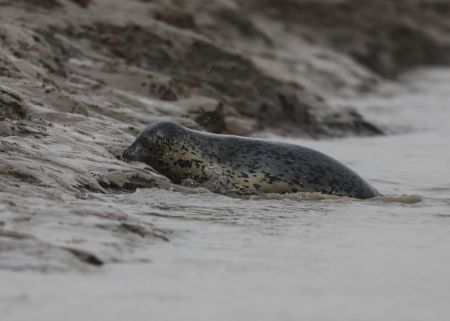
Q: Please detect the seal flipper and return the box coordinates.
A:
[200,165,237,195]
[201,176,237,195]
[180,176,237,196]
[180,178,201,188]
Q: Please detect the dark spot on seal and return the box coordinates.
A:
[174,159,192,168]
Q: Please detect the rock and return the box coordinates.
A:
[177,96,226,133]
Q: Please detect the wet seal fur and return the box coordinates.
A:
[123,121,379,199]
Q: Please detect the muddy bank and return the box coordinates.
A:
[1,0,450,271]
[242,0,450,78]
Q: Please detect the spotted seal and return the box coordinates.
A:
[122,121,379,199]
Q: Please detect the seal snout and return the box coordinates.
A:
[122,144,141,162]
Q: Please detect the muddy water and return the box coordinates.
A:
[2,69,450,321]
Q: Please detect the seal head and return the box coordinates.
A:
[122,122,197,184]
[123,121,183,164]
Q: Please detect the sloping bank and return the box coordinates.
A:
[0,0,449,270]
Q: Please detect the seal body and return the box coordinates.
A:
[123,121,379,199]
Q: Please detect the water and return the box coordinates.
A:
[2,68,450,321]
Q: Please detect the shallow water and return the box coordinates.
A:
[2,68,450,321]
